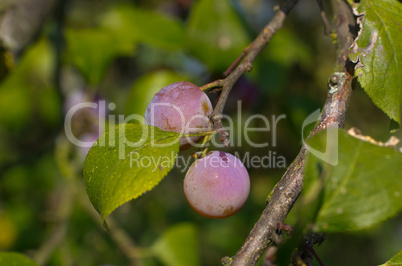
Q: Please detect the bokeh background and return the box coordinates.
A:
[0,0,401,265]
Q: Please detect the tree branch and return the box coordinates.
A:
[209,0,299,147]
[315,0,331,35]
[222,0,356,265]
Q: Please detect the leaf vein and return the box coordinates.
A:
[319,140,363,216]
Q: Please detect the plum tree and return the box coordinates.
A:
[183,151,250,219]
[144,81,213,149]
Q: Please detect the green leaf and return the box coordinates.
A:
[153,223,200,266]
[65,28,133,85]
[349,0,402,124]
[305,129,402,232]
[83,123,180,221]
[0,252,38,266]
[125,70,187,120]
[185,0,250,72]
[379,250,402,266]
[101,4,185,51]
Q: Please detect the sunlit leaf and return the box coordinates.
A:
[305,129,402,232]
[83,123,180,221]
[349,0,402,124]
[379,250,402,266]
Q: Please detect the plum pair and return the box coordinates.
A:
[145,81,250,218]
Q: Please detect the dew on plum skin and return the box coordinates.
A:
[144,81,213,149]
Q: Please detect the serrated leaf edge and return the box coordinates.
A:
[100,136,179,220]
[84,124,181,221]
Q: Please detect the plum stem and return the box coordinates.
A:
[223,49,247,77]
[315,0,332,35]
[193,134,214,159]
[208,0,298,147]
[200,79,225,92]
[309,247,325,266]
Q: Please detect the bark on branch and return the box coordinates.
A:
[221,0,356,265]
[0,0,59,54]
[0,0,60,79]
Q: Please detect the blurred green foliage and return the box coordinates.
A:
[0,252,38,266]
[185,0,250,71]
[0,38,60,132]
[152,223,200,266]
[0,0,401,265]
